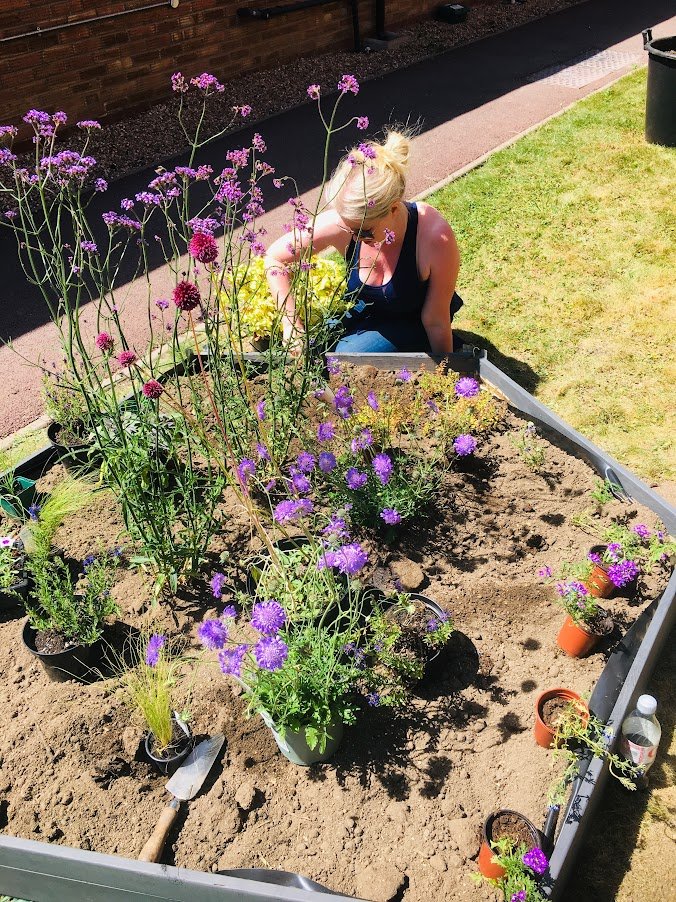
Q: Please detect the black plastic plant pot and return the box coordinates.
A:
[0,476,37,520]
[0,539,29,610]
[245,537,312,598]
[21,620,102,683]
[46,421,97,473]
[380,592,451,671]
[643,30,676,147]
[144,716,194,775]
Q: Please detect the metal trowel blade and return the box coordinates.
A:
[165,734,225,801]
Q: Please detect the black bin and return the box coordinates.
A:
[643,29,676,147]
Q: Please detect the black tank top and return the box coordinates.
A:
[345,201,429,321]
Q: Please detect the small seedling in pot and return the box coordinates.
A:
[509,422,546,472]
[0,537,25,599]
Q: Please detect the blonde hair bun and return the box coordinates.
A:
[328,129,412,223]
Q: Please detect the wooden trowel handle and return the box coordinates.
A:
[138,797,180,862]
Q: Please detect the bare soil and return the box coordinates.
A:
[0,368,671,902]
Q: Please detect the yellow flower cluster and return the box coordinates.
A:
[216,256,348,339]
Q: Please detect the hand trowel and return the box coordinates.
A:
[138,733,225,862]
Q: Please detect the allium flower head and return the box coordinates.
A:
[251,600,286,635]
[172,280,201,311]
[145,634,166,667]
[142,379,163,400]
[219,644,248,677]
[522,847,548,876]
[318,421,336,442]
[453,434,477,456]
[372,453,393,485]
[188,232,218,263]
[346,467,367,490]
[95,332,114,353]
[338,74,360,95]
[117,350,137,368]
[380,508,401,526]
[454,376,480,398]
[210,572,227,598]
[198,618,229,650]
[319,451,337,473]
[254,635,288,671]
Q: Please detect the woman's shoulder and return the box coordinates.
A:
[414,202,455,241]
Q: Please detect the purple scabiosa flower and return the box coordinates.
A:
[291,471,311,494]
[318,451,337,474]
[318,421,336,442]
[256,398,266,421]
[351,429,373,454]
[366,692,380,706]
[330,542,368,576]
[221,605,237,620]
[346,467,367,490]
[237,458,256,489]
[632,524,650,539]
[522,847,548,876]
[326,356,341,375]
[307,84,321,100]
[296,451,316,473]
[273,498,313,524]
[188,232,218,263]
[367,391,379,411]
[251,600,286,635]
[338,74,359,94]
[380,508,401,526]
[218,644,248,677]
[142,379,163,400]
[372,453,393,485]
[454,376,480,398]
[333,386,354,419]
[396,368,411,383]
[198,618,228,650]
[356,116,369,130]
[172,280,201,311]
[254,635,288,671]
[607,559,639,588]
[210,572,227,598]
[256,443,270,461]
[190,72,225,93]
[145,634,166,667]
[322,514,349,539]
[117,349,137,368]
[453,434,477,456]
[95,331,114,353]
[538,566,553,578]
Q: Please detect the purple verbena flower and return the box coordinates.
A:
[356,116,369,130]
[254,635,288,671]
[538,566,553,579]
[606,542,623,562]
[145,634,166,667]
[453,434,477,456]
[307,84,321,100]
[632,524,650,539]
[346,467,367,490]
[587,552,602,565]
[251,600,286,635]
[198,618,229,650]
[511,893,527,902]
[366,692,380,706]
[218,644,248,677]
[522,847,548,876]
[454,376,480,398]
[607,559,639,588]
[380,508,401,526]
[372,453,393,485]
[338,74,359,95]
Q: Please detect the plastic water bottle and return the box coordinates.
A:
[620,695,661,773]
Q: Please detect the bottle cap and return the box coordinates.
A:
[637,694,657,716]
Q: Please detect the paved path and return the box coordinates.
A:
[1,0,674,438]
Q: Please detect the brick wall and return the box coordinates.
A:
[0,0,457,129]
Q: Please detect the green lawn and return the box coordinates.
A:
[430,68,675,481]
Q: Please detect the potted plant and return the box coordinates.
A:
[42,370,96,471]
[22,550,119,681]
[0,468,38,521]
[547,698,642,804]
[553,580,614,657]
[477,810,547,881]
[197,595,367,766]
[118,633,194,775]
[0,536,29,608]
[533,688,588,749]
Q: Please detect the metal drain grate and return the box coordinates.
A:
[528,49,641,88]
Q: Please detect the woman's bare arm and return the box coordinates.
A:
[420,213,460,354]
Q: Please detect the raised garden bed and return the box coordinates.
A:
[0,352,673,902]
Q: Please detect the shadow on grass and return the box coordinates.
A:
[455,329,542,395]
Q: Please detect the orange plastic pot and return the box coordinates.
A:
[584,546,614,598]
[534,688,589,749]
[556,612,612,658]
[478,809,542,879]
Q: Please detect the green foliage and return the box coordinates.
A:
[478,838,547,901]
[0,543,23,594]
[25,475,97,554]
[25,551,119,645]
[509,422,547,472]
[590,478,615,506]
[42,371,90,442]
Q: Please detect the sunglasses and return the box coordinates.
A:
[343,225,375,241]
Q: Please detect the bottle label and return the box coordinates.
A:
[621,735,657,766]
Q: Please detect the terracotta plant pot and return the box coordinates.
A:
[478,809,543,879]
[534,688,589,749]
[584,545,614,598]
[556,609,614,658]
